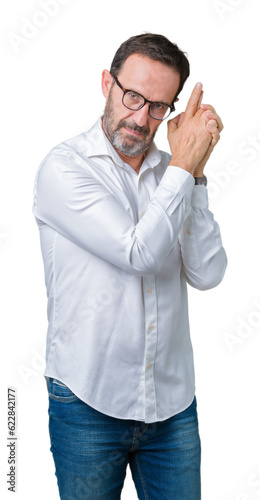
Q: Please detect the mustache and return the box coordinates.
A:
[117,120,150,137]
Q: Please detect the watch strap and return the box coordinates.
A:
[194,176,207,186]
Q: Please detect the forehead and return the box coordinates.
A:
[118,54,180,101]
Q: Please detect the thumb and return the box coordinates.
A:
[167,112,184,133]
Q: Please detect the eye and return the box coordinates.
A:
[154,102,167,110]
[128,91,141,102]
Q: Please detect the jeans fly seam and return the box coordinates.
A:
[134,453,149,500]
[133,423,149,440]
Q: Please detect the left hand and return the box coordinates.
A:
[193,102,224,177]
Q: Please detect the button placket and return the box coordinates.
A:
[137,170,158,421]
[142,275,158,421]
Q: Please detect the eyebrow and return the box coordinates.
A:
[129,87,171,107]
[117,77,172,108]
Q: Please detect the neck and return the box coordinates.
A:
[115,150,144,174]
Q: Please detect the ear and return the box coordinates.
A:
[101,70,113,99]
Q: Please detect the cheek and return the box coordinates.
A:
[118,109,139,124]
[150,121,161,136]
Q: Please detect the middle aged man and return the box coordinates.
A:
[34,33,227,499]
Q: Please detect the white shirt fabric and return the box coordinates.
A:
[33,117,227,423]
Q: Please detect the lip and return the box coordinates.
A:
[124,127,143,137]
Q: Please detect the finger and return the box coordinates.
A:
[200,103,216,113]
[207,119,218,133]
[197,90,204,112]
[201,106,224,132]
[167,112,183,131]
[207,120,220,147]
[184,82,203,119]
[211,130,220,147]
[207,112,223,132]
[167,115,180,134]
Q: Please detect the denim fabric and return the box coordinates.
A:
[48,378,201,499]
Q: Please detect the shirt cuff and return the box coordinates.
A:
[159,165,195,194]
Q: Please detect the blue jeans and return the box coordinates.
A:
[48,378,201,499]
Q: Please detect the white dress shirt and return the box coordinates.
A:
[33,117,227,423]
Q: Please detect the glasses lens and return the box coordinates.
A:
[123,91,145,110]
[150,103,171,120]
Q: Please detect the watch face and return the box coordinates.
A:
[195,176,207,186]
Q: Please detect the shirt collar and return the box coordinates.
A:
[84,116,162,170]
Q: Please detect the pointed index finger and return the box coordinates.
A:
[184,82,203,119]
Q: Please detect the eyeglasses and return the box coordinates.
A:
[112,75,176,121]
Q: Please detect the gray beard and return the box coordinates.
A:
[103,95,156,157]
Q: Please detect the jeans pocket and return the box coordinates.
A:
[48,378,79,403]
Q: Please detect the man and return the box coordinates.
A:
[33,33,227,499]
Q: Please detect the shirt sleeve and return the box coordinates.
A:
[178,185,227,290]
[33,152,195,276]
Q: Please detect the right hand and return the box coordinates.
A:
[167,83,215,176]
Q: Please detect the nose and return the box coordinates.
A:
[132,103,150,127]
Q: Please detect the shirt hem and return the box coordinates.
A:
[44,373,195,423]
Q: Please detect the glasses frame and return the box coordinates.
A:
[112,75,176,121]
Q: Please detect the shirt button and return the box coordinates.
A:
[186,229,191,235]
[141,211,146,217]
[146,363,152,370]
[147,288,153,294]
[148,325,155,331]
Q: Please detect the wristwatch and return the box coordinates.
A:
[194,176,207,186]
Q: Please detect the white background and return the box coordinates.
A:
[1,0,260,498]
